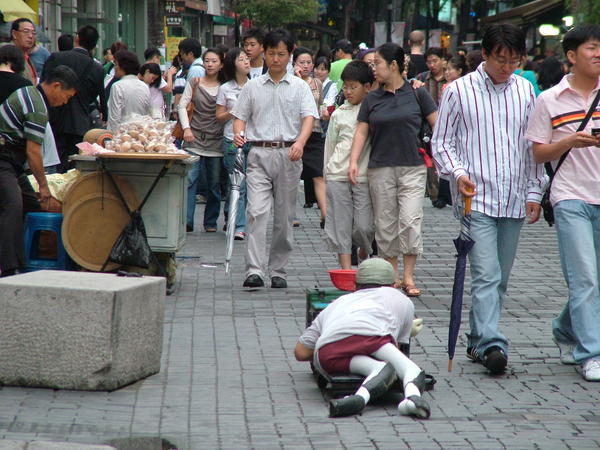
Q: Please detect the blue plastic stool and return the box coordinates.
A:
[23,212,72,271]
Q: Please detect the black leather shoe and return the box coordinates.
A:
[329,395,366,417]
[483,346,507,374]
[270,276,287,288]
[243,274,264,288]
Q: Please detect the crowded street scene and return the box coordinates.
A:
[0,0,599,448]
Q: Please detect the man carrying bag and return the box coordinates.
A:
[526,24,600,382]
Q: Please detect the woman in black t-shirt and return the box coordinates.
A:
[0,45,32,105]
[348,43,437,297]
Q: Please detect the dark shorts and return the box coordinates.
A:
[318,334,395,374]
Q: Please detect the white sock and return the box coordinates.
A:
[356,386,370,403]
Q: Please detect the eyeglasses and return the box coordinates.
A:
[17,29,37,36]
[490,55,521,67]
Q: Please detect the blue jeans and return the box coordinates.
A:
[187,155,222,229]
[552,200,600,363]
[467,211,524,355]
[222,138,249,233]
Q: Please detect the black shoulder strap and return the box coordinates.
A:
[546,88,600,177]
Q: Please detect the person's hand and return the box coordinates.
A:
[410,79,425,89]
[38,184,51,206]
[294,65,302,78]
[457,175,476,197]
[289,141,303,161]
[526,201,541,224]
[321,107,330,120]
[183,128,194,143]
[566,131,600,148]
[348,161,359,185]
[233,133,246,148]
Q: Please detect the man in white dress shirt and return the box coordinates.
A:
[432,24,547,374]
[232,29,319,289]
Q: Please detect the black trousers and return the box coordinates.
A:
[55,132,82,173]
[0,161,40,273]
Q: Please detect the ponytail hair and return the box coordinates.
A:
[375,42,405,74]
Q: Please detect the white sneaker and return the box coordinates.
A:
[553,337,576,365]
[582,358,600,381]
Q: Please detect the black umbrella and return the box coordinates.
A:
[447,194,474,371]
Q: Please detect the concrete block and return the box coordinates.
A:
[0,441,26,450]
[0,270,165,391]
[28,442,115,450]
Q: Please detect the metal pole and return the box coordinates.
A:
[386,0,393,42]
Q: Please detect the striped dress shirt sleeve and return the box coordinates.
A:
[0,86,48,146]
[431,66,547,218]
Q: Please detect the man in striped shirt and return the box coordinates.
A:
[432,24,547,374]
[0,65,77,276]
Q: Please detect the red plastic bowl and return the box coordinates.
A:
[328,269,357,291]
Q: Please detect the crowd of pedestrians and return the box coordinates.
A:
[0,16,599,417]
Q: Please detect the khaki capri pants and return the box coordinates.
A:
[324,180,374,255]
[367,165,427,258]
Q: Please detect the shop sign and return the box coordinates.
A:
[166,15,183,27]
[165,0,185,13]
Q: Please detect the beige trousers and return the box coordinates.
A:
[367,165,427,258]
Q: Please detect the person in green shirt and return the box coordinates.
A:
[329,39,354,89]
[0,65,78,276]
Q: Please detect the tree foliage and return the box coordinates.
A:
[234,0,321,29]
[570,0,600,24]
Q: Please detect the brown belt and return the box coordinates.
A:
[250,140,295,148]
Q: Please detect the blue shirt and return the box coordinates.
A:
[186,57,205,80]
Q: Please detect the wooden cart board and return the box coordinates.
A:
[98,152,190,160]
[62,192,131,271]
[62,172,139,216]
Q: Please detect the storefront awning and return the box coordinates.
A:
[213,15,234,25]
[0,0,37,23]
[481,0,563,25]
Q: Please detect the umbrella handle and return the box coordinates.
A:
[463,186,474,216]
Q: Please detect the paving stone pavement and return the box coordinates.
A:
[1,194,600,449]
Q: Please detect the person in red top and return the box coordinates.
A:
[10,18,38,83]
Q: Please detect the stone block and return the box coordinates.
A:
[0,270,165,391]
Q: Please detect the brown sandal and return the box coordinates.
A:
[401,283,421,297]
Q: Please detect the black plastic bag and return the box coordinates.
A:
[108,212,152,268]
[541,188,554,227]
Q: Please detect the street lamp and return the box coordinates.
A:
[539,24,560,37]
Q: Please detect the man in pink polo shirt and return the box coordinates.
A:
[525,24,600,382]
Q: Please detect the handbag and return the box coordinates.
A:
[172,78,199,139]
[172,101,194,140]
[541,89,600,226]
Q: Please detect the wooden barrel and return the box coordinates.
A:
[83,129,113,146]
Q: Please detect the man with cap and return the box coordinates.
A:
[294,258,430,418]
[329,39,354,88]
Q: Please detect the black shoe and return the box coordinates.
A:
[270,276,287,289]
[433,200,447,209]
[303,202,314,208]
[186,225,194,232]
[466,346,481,362]
[243,274,264,288]
[329,395,366,417]
[483,346,507,374]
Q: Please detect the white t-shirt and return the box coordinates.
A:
[216,80,245,140]
[299,287,415,353]
[149,78,168,119]
[249,66,263,79]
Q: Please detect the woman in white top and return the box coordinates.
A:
[107,50,151,132]
[179,48,225,233]
[215,48,251,240]
[139,62,176,120]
